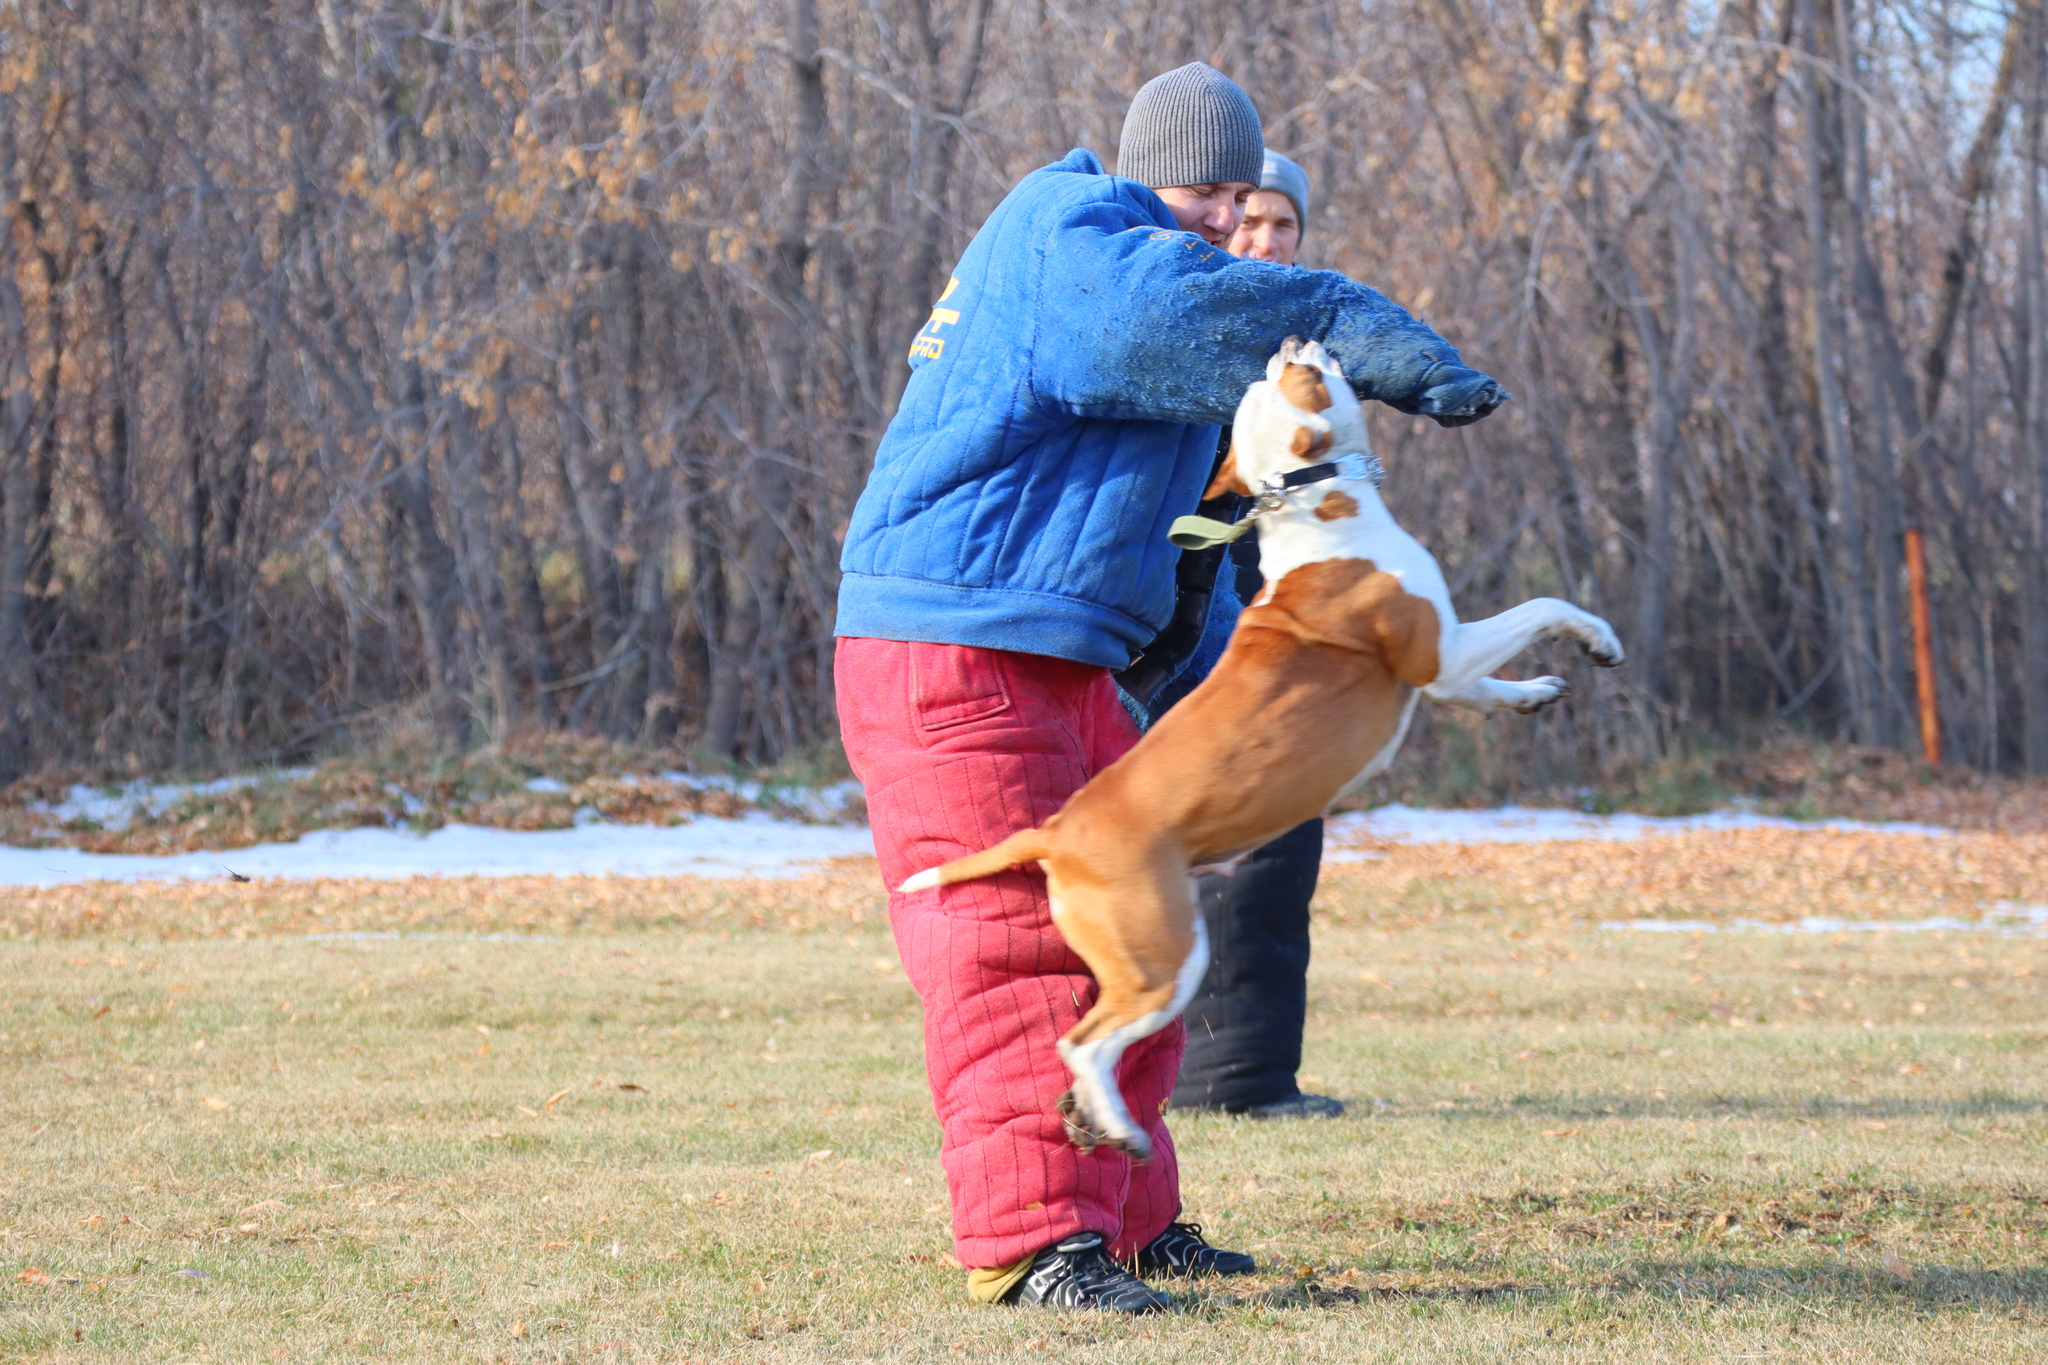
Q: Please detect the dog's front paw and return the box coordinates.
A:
[1505,677,1570,714]
[1582,621,1626,669]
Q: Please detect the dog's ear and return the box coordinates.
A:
[1204,442,1251,498]
[1278,363,1333,414]
[1288,424,1333,459]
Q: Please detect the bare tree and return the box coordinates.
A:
[0,0,2039,780]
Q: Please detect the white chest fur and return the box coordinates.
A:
[1250,480,1458,671]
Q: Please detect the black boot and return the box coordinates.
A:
[1005,1232,1173,1313]
[1243,1092,1345,1119]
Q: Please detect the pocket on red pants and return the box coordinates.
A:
[911,644,1012,733]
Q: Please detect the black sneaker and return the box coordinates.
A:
[1134,1221,1257,1278]
[1006,1232,1172,1314]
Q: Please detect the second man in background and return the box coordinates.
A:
[1159,150,1342,1122]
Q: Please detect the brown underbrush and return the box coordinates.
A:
[0,732,855,857]
[1362,726,2048,833]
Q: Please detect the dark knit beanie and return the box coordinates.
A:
[1116,63,1265,191]
[1259,149,1312,237]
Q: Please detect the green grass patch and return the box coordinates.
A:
[3,875,2044,1361]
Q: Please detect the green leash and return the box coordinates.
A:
[1167,451,1385,551]
[1168,515,1253,551]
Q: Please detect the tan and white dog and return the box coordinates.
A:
[899,339,1624,1160]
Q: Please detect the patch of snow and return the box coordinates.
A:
[27,765,867,838]
[1323,803,1951,858]
[650,771,862,821]
[0,815,875,889]
[1600,903,2048,937]
[659,770,760,800]
[764,778,865,822]
[31,769,316,832]
[4,779,1974,891]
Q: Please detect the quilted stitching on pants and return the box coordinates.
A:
[836,637,1184,1269]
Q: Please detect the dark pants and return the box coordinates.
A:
[1170,817,1323,1112]
[1158,531,1323,1112]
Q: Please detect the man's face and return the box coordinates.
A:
[1228,190,1301,265]
[1153,182,1257,246]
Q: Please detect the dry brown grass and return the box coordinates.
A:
[3,832,2045,1362]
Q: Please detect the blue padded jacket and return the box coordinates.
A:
[836,148,1502,669]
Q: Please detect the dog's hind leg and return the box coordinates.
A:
[1055,913,1207,1163]
[1049,860,1208,1163]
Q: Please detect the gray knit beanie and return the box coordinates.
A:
[1116,63,1264,191]
[1259,149,1312,237]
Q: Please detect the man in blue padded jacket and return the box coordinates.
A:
[835,64,1505,1313]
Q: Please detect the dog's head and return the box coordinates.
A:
[1206,338,1373,499]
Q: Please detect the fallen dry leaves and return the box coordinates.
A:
[0,861,887,940]
[1318,828,2048,927]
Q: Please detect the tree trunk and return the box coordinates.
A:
[704,0,826,760]
[0,92,34,780]
[390,330,475,749]
[1925,7,2025,421]
[2021,1,2048,772]
[1800,0,1881,744]
[1624,222,1697,709]
[513,428,563,733]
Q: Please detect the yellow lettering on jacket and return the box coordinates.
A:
[908,281,964,362]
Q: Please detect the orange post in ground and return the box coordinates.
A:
[1905,528,1942,766]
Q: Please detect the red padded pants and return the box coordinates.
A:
[835,637,1183,1269]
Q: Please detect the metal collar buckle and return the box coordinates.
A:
[1172,450,1387,551]
[1252,451,1385,511]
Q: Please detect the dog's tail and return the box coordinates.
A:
[898,827,1053,893]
